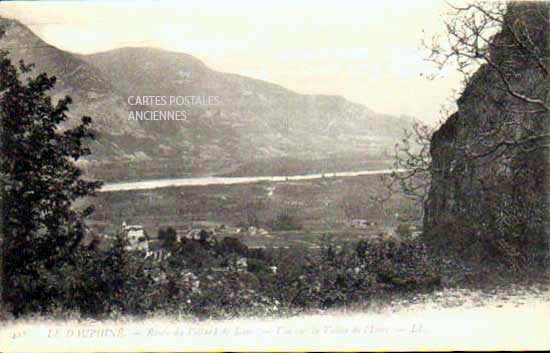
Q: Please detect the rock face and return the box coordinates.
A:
[423,2,549,260]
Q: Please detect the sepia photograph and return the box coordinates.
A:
[0,0,548,351]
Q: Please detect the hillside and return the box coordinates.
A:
[0,17,413,180]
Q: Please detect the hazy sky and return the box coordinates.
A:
[0,0,467,125]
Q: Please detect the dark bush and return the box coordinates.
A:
[247,258,272,275]
[173,238,217,270]
[214,236,249,257]
[356,238,441,290]
[396,223,413,239]
[270,211,303,231]
[11,227,444,319]
[158,226,177,249]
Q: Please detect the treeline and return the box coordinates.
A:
[2,232,442,319]
[221,155,391,178]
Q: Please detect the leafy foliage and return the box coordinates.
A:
[0,46,102,315]
[8,228,442,319]
[158,226,177,250]
[356,238,440,290]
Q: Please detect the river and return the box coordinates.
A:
[99,168,406,192]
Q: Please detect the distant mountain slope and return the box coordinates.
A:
[85,47,411,158]
[0,18,145,137]
[0,17,412,180]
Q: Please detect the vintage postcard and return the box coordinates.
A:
[0,0,548,351]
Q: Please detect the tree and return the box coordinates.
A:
[382,121,435,223]
[0,29,102,314]
[391,1,548,211]
[420,1,549,264]
[423,1,549,154]
[425,2,548,110]
[158,226,177,250]
[381,2,548,266]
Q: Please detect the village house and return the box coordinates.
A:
[121,221,149,252]
[348,219,375,229]
[121,221,174,261]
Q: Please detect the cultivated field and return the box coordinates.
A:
[87,173,419,248]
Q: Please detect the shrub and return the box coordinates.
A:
[263,239,376,310]
[185,270,281,318]
[421,215,486,263]
[396,223,413,240]
[247,258,272,275]
[214,236,249,257]
[173,238,217,270]
[356,238,441,290]
[313,242,377,308]
[158,226,177,249]
[270,211,303,231]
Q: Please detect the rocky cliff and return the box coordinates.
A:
[423,2,549,262]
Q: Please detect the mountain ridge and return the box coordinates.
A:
[0,16,412,180]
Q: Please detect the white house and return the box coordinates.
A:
[349,219,375,229]
[121,221,149,252]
